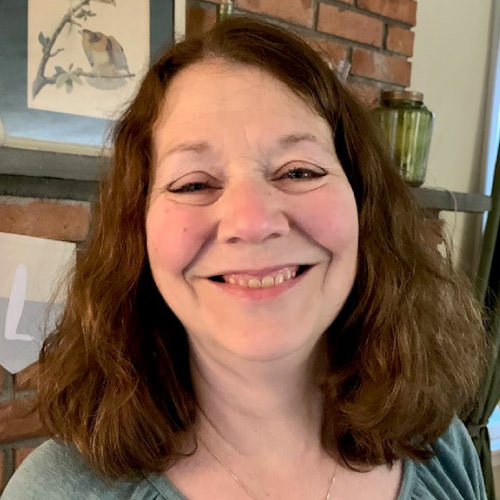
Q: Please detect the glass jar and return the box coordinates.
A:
[374,90,434,187]
[217,0,234,22]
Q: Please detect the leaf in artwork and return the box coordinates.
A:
[70,72,83,85]
[56,73,68,88]
[92,0,116,5]
[54,66,65,75]
[38,32,47,48]
[65,80,74,93]
[75,9,96,20]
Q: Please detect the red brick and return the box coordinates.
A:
[347,80,381,108]
[15,363,38,392]
[318,3,383,47]
[0,197,90,242]
[386,25,414,57]
[186,3,216,38]
[303,35,348,68]
[14,447,37,469]
[0,399,45,443]
[351,47,411,86]
[357,0,417,26]
[238,0,314,27]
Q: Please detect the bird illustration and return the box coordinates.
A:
[80,29,129,78]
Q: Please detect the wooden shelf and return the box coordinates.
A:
[0,174,97,202]
[411,187,491,214]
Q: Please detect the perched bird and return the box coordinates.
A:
[80,29,129,78]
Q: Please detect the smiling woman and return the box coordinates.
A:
[1,15,488,500]
[146,61,358,364]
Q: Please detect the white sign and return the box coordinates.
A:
[0,232,75,373]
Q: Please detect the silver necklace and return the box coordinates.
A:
[195,411,337,500]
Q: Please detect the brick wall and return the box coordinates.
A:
[187,0,416,106]
[0,0,416,491]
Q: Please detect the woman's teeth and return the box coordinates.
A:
[223,266,298,288]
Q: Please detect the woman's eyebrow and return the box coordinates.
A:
[276,132,322,148]
[161,132,329,161]
[163,140,211,159]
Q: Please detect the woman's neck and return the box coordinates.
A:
[189,338,326,460]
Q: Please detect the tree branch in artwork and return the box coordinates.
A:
[32,0,134,98]
[33,0,89,98]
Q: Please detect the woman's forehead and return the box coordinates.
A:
[159,61,318,119]
[153,61,333,155]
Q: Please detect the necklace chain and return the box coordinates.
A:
[195,411,337,500]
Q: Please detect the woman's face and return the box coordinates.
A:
[146,61,358,363]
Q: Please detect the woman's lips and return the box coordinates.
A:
[207,265,312,300]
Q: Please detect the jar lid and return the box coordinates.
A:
[381,90,424,103]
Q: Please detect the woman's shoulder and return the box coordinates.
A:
[1,439,167,500]
[1,419,486,500]
[399,417,487,500]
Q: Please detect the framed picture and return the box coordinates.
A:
[0,0,185,180]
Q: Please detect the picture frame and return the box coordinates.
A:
[0,0,186,181]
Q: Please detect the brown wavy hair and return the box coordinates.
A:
[36,15,485,478]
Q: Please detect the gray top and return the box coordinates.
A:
[1,417,487,500]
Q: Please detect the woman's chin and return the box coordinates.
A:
[194,325,322,365]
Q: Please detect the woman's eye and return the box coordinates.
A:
[165,172,222,205]
[273,165,327,193]
[275,165,327,182]
[170,182,210,193]
[166,171,221,194]
[280,167,324,180]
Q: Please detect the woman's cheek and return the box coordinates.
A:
[294,186,359,252]
[146,205,207,273]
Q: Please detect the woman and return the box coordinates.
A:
[2,15,486,500]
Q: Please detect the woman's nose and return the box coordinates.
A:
[216,179,290,244]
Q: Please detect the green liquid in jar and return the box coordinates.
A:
[374,92,434,187]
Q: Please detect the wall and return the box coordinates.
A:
[412,1,497,495]
[0,202,90,489]
[0,0,417,492]
[411,0,494,276]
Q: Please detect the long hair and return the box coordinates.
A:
[36,15,485,478]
